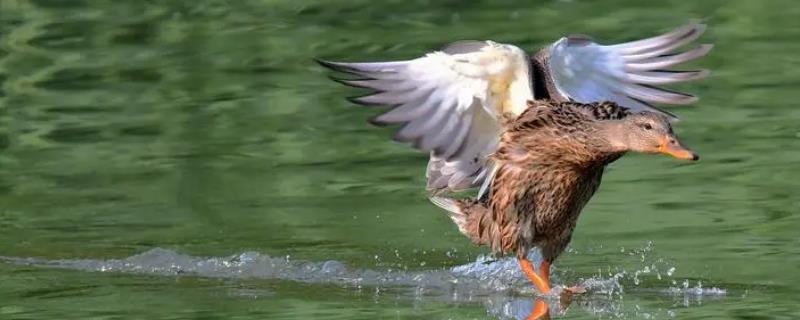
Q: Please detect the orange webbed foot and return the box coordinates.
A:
[518,258,551,294]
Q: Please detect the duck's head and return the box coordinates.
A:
[604,112,698,161]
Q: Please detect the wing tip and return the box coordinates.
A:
[694,43,714,57]
[315,58,376,75]
[631,68,711,84]
[638,84,700,105]
[367,112,394,127]
[624,42,713,71]
[331,76,378,89]
[673,19,707,38]
[345,94,377,106]
[695,68,711,80]
[611,20,711,55]
[315,58,341,71]
[686,18,707,29]
[682,95,700,104]
[330,76,355,87]
[316,58,364,77]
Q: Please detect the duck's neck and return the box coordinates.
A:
[588,121,629,163]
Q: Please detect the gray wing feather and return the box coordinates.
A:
[317,42,493,159]
[550,21,712,118]
[624,44,713,71]
[319,41,532,192]
[609,21,706,55]
[626,70,709,85]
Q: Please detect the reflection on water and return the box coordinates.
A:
[0,246,726,319]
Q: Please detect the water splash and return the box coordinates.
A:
[575,241,726,298]
[1,248,528,299]
[0,245,727,319]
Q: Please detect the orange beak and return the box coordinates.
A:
[657,136,699,161]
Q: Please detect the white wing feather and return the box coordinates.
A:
[319,41,532,190]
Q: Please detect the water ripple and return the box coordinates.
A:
[0,248,727,319]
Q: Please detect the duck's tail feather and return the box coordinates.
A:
[430,196,460,213]
[429,196,469,235]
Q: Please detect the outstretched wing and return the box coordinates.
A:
[547,21,712,117]
[318,41,533,191]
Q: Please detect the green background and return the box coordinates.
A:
[0,0,798,319]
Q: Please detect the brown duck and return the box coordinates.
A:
[318,22,710,294]
[431,100,697,293]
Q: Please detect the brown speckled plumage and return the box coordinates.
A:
[431,98,697,293]
[450,100,629,262]
[431,99,698,292]
[432,99,698,293]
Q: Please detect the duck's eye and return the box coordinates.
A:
[641,123,653,130]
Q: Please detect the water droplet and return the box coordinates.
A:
[321,260,345,274]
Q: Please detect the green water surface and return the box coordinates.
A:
[0,0,799,319]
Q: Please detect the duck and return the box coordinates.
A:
[431,99,697,294]
[317,22,711,293]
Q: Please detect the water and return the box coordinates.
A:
[0,0,798,319]
[0,245,728,319]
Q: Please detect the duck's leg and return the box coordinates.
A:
[519,258,551,294]
[526,299,550,320]
[540,260,551,285]
[541,259,586,295]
